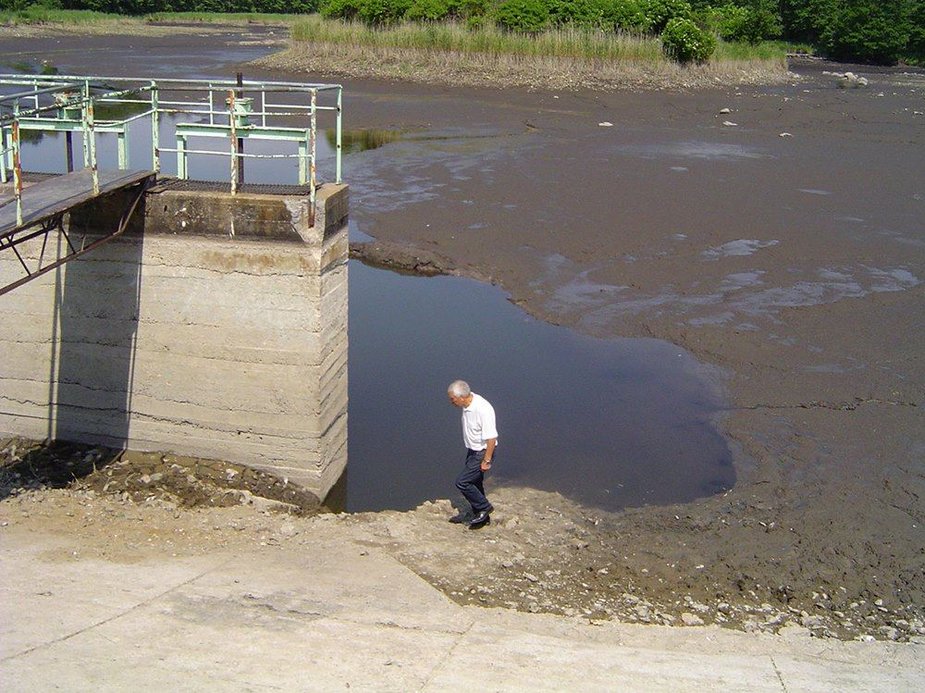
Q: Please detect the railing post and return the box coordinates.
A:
[118,126,128,169]
[335,86,343,184]
[228,89,238,195]
[309,88,317,191]
[151,83,160,174]
[85,89,99,196]
[12,119,22,227]
[298,138,308,185]
[176,134,187,179]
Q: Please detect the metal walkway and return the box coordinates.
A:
[0,168,153,296]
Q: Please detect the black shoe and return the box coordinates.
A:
[468,509,492,529]
[448,512,471,524]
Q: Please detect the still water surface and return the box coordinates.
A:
[347,256,734,513]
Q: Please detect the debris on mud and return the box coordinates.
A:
[1,437,321,514]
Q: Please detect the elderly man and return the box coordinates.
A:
[447,379,498,529]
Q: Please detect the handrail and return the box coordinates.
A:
[0,74,344,221]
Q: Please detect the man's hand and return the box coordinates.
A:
[481,438,497,472]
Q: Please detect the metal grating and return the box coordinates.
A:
[150,177,315,196]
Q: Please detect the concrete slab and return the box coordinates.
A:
[1,526,923,692]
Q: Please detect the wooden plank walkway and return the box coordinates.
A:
[0,168,153,239]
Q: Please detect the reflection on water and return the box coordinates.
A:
[331,128,404,154]
[13,113,341,185]
[348,260,735,513]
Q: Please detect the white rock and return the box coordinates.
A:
[779,132,793,137]
[722,121,738,127]
[719,107,731,114]
[598,121,614,127]
[681,612,705,626]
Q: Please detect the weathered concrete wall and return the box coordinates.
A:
[0,182,348,500]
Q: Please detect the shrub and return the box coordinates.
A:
[319,0,363,20]
[602,0,646,31]
[702,3,749,41]
[493,0,549,34]
[356,0,412,25]
[661,15,715,62]
[740,0,781,43]
[459,0,488,16]
[405,0,453,21]
[640,0,691,34]
[546,0,608,28]
[703,2,779,44]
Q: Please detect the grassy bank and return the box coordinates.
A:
[274,17,790,90]
[0,10,791,90]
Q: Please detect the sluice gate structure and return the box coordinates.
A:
[0,75,349,503]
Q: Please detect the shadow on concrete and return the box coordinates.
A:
[49,190,146,458]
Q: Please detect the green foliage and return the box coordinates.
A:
[701,3,748,40]
[640,0,691,33]
[660,15,715,62]
[493,0,549,33]
[546,0,607,27]
[779,0,835,44]
[819,0,909,64]
[319,0,362,19]
[405,0,454,21]
[703,1,779,44]
[458,0,487,16]
[906,0,925,61]
[742,0,781,42]
[602,0,646,31]
[12,0,925,67]
[356,0,412,24]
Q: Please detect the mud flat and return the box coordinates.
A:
[0,27,923,642]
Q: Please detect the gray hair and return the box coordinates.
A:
[447,380,470,397]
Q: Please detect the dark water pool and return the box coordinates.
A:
[346,257,734,513]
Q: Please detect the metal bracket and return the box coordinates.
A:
[0,174,152,297]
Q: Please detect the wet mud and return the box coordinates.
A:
[0,27,922,641]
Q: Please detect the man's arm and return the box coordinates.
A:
[481,438,497,471]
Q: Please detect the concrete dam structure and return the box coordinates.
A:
[0,75,348,503]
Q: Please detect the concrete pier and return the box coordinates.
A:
[0,181,349,502]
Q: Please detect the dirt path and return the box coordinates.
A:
[0,27,922,642]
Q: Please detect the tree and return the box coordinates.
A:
[819,0,910,64]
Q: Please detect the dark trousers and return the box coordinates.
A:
[455,448,493,514]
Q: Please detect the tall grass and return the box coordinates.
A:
[145,11,306,24]
[293,18,667,63]
[0,7,121,25]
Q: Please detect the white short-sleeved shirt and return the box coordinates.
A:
[461,393,499,451]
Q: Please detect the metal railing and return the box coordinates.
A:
[0,74,343,227]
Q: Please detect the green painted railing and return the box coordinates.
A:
[0,74,343,227]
